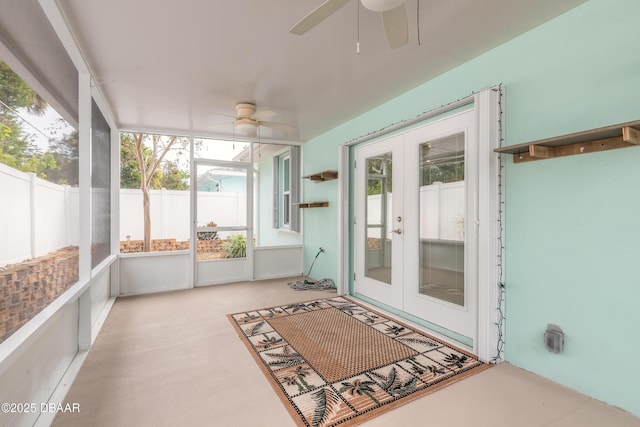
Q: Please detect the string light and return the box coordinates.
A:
[345,90,479,145]
[492,83,506,363]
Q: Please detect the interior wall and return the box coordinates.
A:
[302,0,640,416]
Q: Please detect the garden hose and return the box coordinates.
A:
[288,247,336,291]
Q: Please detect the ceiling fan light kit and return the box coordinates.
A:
[361,0,404,12]
[234,120,258,137]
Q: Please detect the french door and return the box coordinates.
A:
[354,135,404,308]
[354,110,478,343]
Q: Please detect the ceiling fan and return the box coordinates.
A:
[211,103,295,138]
[290,0,408,50]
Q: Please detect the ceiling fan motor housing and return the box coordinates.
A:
[235,102,256,118]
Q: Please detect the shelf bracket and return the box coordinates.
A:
[622,126,640,145]
[302,170,338,182]
[529,145,553,158]
[294,201,329,208]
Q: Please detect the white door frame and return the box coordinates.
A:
[190,158,253,286]
[338,87,502,362]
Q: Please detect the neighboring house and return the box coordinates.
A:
[196,168,246,193]
[0,1,639,425]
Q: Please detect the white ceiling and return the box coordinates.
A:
[57,0,585,143]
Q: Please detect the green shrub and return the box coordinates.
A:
[221,233,246,258]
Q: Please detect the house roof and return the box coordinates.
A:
[56,0,585,143]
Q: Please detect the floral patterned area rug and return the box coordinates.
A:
[228,296,490,427]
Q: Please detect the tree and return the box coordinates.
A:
[120,134,153,189]
[0,108,60,179]
[159,160,189,190]
[44,129,79,185]
[0,61,40,110]
[0,60,58,178]
[120,132,189,251]
[366,158,392,195]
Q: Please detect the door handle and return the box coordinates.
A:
[390,228,403,235]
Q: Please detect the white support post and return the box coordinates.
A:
[78,72,91,281]
[476,86,502,362]
[189,137,196,288]
[110,125,121,297]
[337,145,350,295]
[77,72,92,350]
[247,140,254,280]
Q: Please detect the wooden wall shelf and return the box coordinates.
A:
[302,170,338,182]
[494,120,640,163]
[295,202,329,208]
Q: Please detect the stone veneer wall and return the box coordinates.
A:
[0,247,79,343]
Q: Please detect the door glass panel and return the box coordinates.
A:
[196,164,247,261]
[419,134,465,305]
[365,154,392,284]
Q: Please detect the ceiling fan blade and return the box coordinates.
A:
[259,121,295,132]
[252,110,277,121]
[289,0,351,35]
[209,112,236,119]
[382,3,408,49]
[207,120,234,129]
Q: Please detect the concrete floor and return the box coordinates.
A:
[54,279,640,427]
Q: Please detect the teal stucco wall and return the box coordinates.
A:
[256,147,302,247]
[301,0,640,416]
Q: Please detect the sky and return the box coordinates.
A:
[16,105,74,151]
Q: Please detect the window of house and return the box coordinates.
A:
[282,155,291,226]
[273,147,300,231]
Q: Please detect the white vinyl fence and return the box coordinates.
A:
[367,181,464,241]
[1,158,462,267]
[0,163,79,266]
[0,161,247,266]
[119,188,246,241]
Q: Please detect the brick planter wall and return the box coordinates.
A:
[0,247,79,343]
[120,239,223,254]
